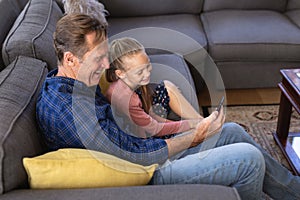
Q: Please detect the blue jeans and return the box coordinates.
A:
[150,122,300,200]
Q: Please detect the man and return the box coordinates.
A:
[36,14,300,200]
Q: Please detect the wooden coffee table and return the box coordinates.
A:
[273,68,300,175]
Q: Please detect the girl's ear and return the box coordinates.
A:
[115,69,126,79]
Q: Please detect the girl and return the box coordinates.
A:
[105,37,203,138]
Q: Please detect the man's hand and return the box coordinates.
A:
[165,106,225,158]
[191,106,225,147]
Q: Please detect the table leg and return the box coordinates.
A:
[276,92,292,143]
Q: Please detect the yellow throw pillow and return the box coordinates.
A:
[23,148,158,189]
[99,71,110,95]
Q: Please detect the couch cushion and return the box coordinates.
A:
[151,54,199,105]
[201,10,300,62]
[203,0,287,12]
[286,0,300,10]
[0,0,28,69]
[2,0,63,71]
[54,0,65,12]
[0,184,241,200]
[100,0,203,17]
[213,61,300,89]
[108,14,208,55]
[286,10,300,28]
[0,56,48,194]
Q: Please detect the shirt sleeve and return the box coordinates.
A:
[71,87,169,166]
[129,93,191,137]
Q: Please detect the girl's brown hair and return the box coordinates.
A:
[107,37,154,113]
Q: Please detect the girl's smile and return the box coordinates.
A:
[116,51,152,90]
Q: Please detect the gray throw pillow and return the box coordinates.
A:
[0,0,28,69]
[0,56,47,194]
[2,0,63,71]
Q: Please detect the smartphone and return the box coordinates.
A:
[216,96,225,112]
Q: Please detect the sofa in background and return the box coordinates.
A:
[103,0,300,90]
[0,0,240,199]
[1,0,300,199]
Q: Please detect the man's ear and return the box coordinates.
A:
[115,69,126,79]
[63,51,77,67]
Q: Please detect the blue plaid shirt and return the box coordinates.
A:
[36,69,168,165]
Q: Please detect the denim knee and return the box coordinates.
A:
[239,143,265,170]
[219,122,255,144]
[223,122,246,134]
[233,143,266,200]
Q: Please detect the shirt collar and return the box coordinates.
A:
[45,69,102,95]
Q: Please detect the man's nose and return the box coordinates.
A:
[102,56,110,69]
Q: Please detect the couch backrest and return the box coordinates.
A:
[0,56,48,194]
[0,0,28,70]
[100,0,204,17]
[203,0,287,12]
[55,0,65,11]
[286,0,300,10]
[2,0,63,71]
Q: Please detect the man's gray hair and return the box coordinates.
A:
[63,0,108,26]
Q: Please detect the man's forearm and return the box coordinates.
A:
[165,118,212,158]
[165,130,197,158]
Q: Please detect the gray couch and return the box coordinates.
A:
[104,0,300,90]
[0,0,240,199]
[0,0,299,199]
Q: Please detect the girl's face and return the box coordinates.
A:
[116,51,152,90]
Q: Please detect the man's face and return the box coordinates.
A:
[77,32,109,87]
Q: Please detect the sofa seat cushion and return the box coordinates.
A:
[213,61,300,89]
[0,56,48,194]
[2,0,63,70]
[107,14,207,55]
[201,10,300,62]
[0,184,241,200]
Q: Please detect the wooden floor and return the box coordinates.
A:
[198,87,281,107]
